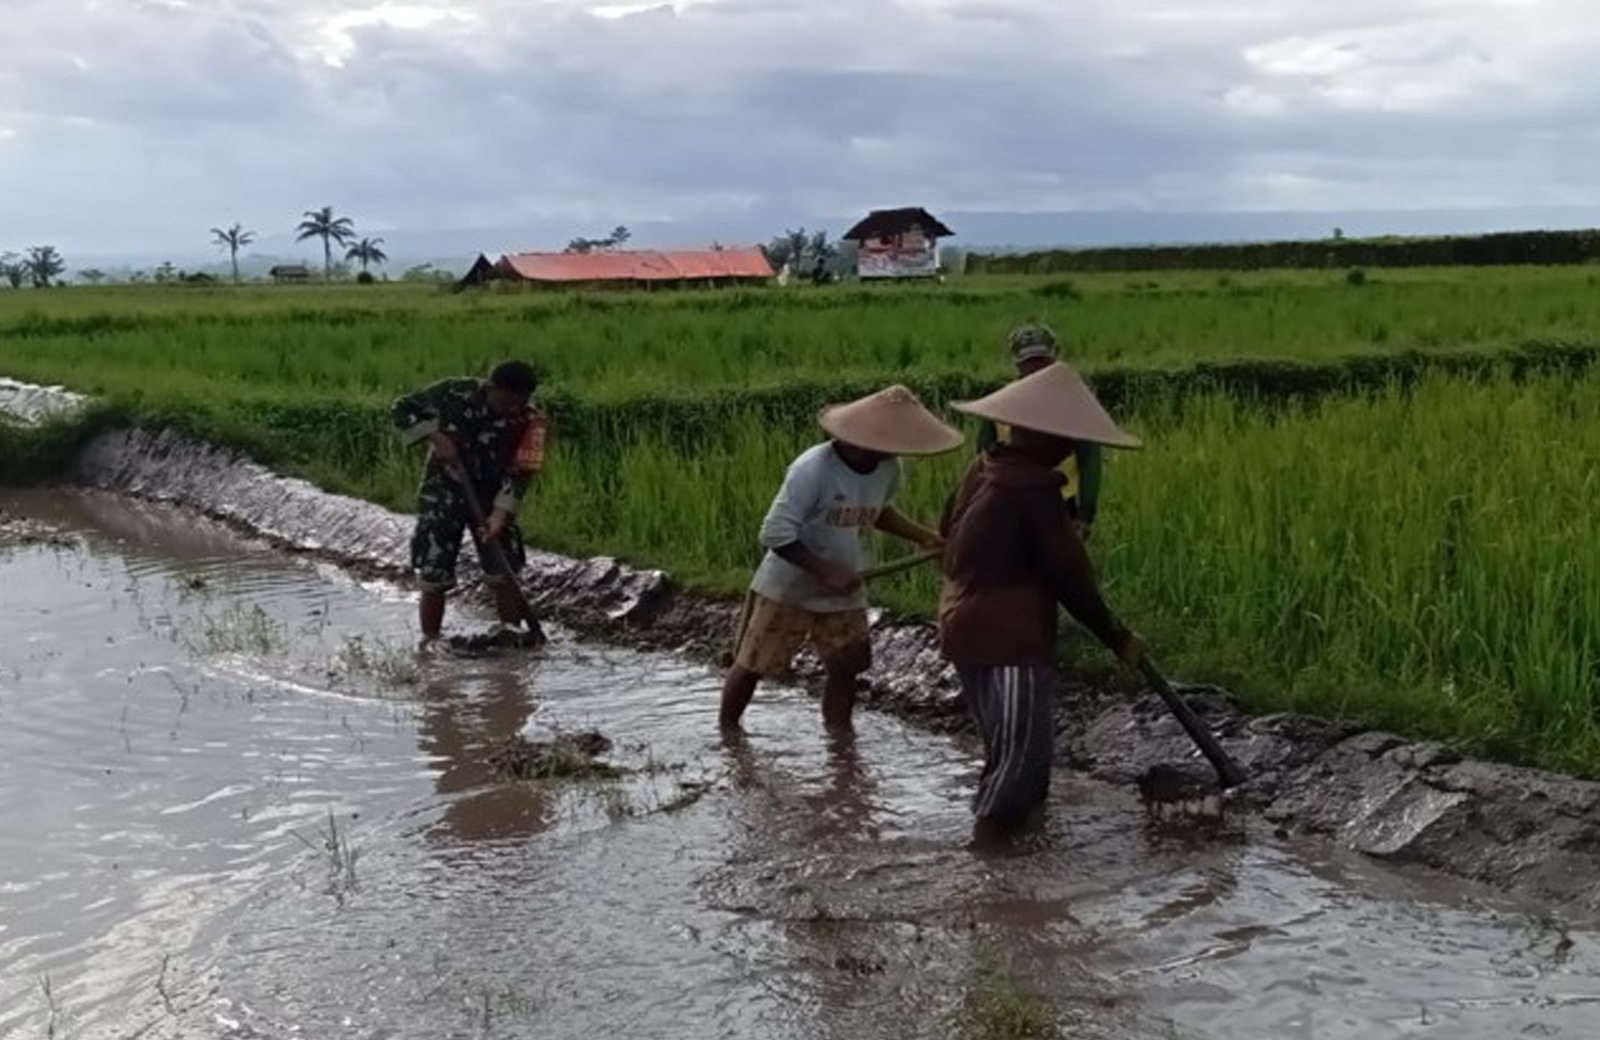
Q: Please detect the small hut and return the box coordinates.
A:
[269,264,311,284]
[458,254,498,287]
[841,207,954,280]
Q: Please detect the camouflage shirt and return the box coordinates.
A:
[392,378,548,514]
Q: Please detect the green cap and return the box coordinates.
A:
[1008,322,1059,362]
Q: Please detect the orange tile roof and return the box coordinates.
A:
[497,248,772,282]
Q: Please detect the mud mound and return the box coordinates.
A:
[444,625,546,656]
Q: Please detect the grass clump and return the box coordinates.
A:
[955,963,1059,1040]
[292,808,360,904]
[333,635,423,688]
[185,602,285,657]
[488,730,621,782]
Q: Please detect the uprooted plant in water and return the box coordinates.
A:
[488,729,621,782]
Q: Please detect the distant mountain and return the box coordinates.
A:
[938,207,1600,252]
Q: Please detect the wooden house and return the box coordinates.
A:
[841,207,954,280]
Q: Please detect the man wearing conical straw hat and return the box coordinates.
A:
[941,361,1147,846]
[721,385,962,733]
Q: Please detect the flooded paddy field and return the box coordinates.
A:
[4,488,1599,1039]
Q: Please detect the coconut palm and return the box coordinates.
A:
[345,237,388,275]
[210,223,256,283]
[24,245,66,288]
[295,206,356,282]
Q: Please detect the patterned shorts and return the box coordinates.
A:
[410,474,527,594]
[730,593,871,679]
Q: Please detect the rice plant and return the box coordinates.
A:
[530,371,1600,775]
[4,267,1600,404]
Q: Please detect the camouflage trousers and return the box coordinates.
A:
[410,474,527,594]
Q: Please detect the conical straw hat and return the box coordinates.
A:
[818,384,965,456]
[952,361,1142,449]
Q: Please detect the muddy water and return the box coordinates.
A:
[4,490,1600,1040]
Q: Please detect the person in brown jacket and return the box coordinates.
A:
[941,361,1147,845]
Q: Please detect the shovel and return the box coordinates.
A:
[858,547,941,583]
[860,550,1243,787]
[446,462,545,642]
[863,552,1244,786]
[1137,656,1247,789]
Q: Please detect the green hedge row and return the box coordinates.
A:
[110,340,1600,475]
[968,229,1600,274]
[0,286,1001,343]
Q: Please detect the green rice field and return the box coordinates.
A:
[2,269,1598,773]
[3,265,1600,400]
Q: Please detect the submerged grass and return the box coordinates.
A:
[489,730,621,782]
[184,602,287,657]
[333,634,424,688]
[955,959,1059,1040]
[293,808,360,904]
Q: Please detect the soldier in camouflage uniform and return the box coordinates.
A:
[973,322,1104,539]
[392,361,548,641]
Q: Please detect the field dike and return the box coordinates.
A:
[6,379,1600,911]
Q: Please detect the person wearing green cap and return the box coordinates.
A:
[973,322,1103,538]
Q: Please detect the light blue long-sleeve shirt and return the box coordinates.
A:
[749,442,902,612]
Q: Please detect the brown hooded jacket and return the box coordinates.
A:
[938,445,1131,666]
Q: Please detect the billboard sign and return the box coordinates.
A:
[857,228,939,279]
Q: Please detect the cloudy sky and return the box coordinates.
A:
[2,0,1596,257]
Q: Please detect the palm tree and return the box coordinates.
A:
[345,237,388,275]
[210,223,256,283]
[295,206,356,282]
[24,245,66,288]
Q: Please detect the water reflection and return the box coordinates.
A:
[801,733,881,845]
[10,487,1600,1040]
[418,664,553,845]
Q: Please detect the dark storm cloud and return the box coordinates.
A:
[3,0,1597,254]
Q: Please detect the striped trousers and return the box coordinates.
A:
[957,665,1057,825]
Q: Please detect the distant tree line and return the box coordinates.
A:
[565,226,632,254]
[0,246,67,289]
[966,228,1600,275]
[5,211,901,290]
[0,205,403,289]
[291,206,388,282]
[761,228,857,281]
